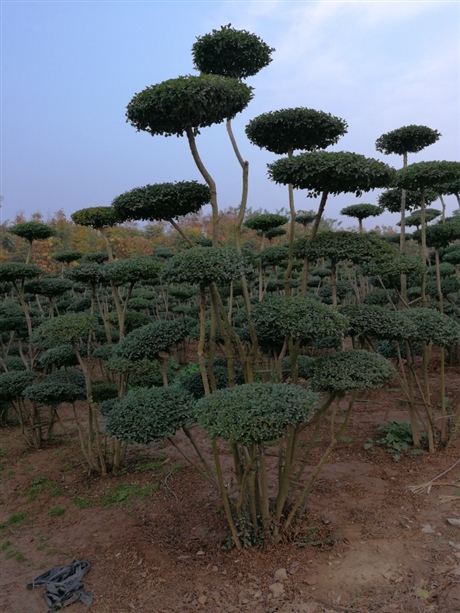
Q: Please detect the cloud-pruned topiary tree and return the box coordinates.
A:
[111,181,211,246]
[71,206,121,261]
[126,74,253,245]
[9,221,56,264]
[247,108,348,295]
[340,203,381,234]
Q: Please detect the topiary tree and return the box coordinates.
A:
[24,278,72,318]
[244,214,288,301]
[376,126,441,300]
[9,221,56,264]
[340,203,381,233]
[81,252,109,264]
[395,161,460,305]
[111,181,210,247]
[269,151,395,294]
[126,74,253,245]
[251,295,348,381]
[246,108,348,295]
[378,188,438,215]
[71,206,120,261]
[32,314,107,471]
[116,319,188,387]
[400,207,441,229]
[192,24,274,79]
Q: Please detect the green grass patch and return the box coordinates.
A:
[102,482,159,506]
[72,496,92,509]
[27,478,63,502]
[7,512,26,525]
[48,506,66,517]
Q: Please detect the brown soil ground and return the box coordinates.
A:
[1,364,460,613]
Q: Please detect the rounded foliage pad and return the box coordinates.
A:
[105,386,195,444]
[112,181,210,222]
[310,350,396,395]
[196,382,319,444]
[192,24,274,79]
[126,74,253,137]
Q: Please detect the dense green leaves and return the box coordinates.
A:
[104,256,162,286]
[196,382,319,444]
[64,262,105,285]
[105,386,195,444]
[378,188,438,213]
[340,305,416,341]
[117,320,188,361]
[396,161,460,191]
[310,350,396,395]
[9,222,55,243]
[71,207,120,229]
[404,309,460,348]
[340,203,381,221]
[375,125,441,156]
[268,151,395,197]
[52,251,83,264]
[0,371,36,400]
[251,296,348,344]
[0,263,43,283]
[244,213,288,233]
[164,246,252,286]
[192,24,274,79]
[246,108,347,154]
[33,314,98,344]
[24,278,72,298]
[295,231,396,264]
[112,181,211,222]
[126,74,253,137]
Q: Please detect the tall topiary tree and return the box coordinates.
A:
[9,221,56,264]
[268,151,395,295]
[375,125,441,299]
[395,161,460,305]
[126,74,253,246]
[246,108,348,295]
[71,206,120,261]
[192,25,274,250]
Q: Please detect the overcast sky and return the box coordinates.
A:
[2,0,459,231]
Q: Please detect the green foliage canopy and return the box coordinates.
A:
[126,74,253,137]
[104,386,195,444]
[9,222,56,244]
[310,350,396,395]
[268,151,395,198]
[246,108,347,155]
[196,382,319,445]
[375,125,441,156]
[112,181,211,222]
[164,246,252,286]
[192,24,274,79]
[33,314,98,345]
[71,207,120,229]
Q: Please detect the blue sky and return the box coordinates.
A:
[2,1,459,230]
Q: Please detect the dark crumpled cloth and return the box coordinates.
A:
[26,559,93,612]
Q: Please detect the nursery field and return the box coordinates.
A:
[2,21,460,613]
[1,364,460,613]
